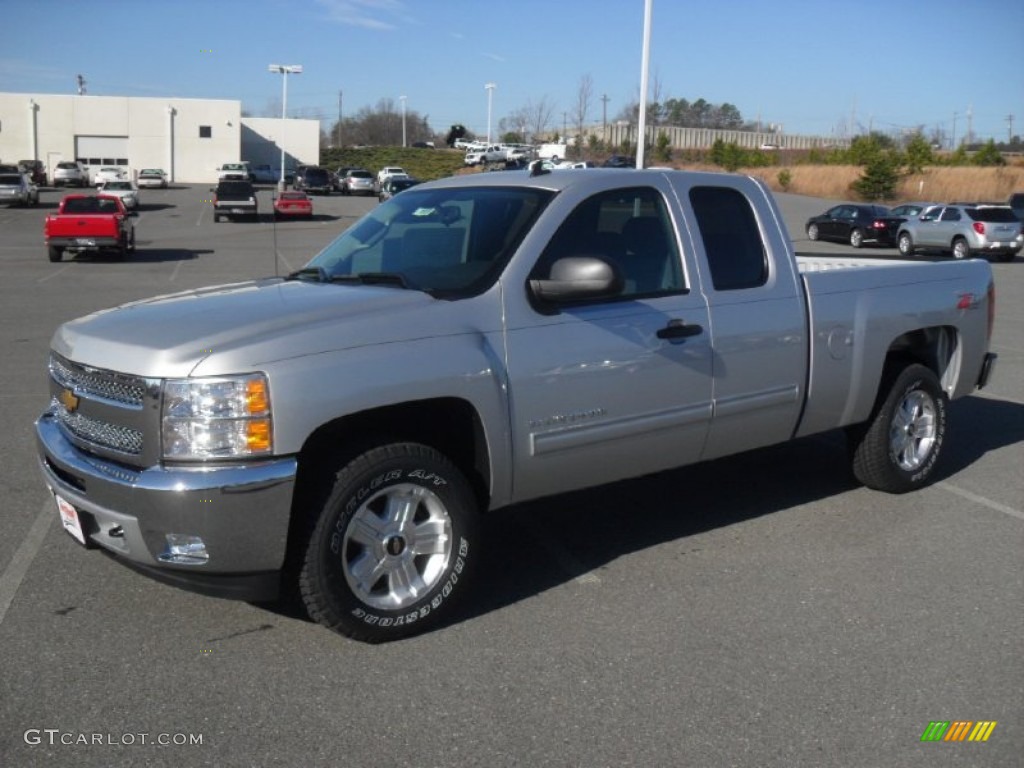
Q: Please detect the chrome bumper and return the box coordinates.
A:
[36,413,297,600]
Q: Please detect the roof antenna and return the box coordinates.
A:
[76,74,87,95]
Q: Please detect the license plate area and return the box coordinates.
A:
[53,493,88,546]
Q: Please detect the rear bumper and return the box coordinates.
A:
[46,236,120,248]
[35,412,296,601]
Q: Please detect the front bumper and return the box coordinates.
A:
[36,413,297,600]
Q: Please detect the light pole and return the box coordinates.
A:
[400,95,407,147]
[268,64,302,191]
[485,82,496,144]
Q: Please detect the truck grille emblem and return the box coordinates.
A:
[59,388,80,413]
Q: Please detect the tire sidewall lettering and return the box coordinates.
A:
[893,378,946,483]
[349,545,468,628]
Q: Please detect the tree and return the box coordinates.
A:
[852,153,899,201]
[573,74,594,158]
[971,139,1006,167]
[903,133,934,174]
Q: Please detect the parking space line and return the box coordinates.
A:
[937,482,1024,521]
[37,264,73,283]
[0,500,53,627]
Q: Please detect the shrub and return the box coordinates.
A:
[851,153,900,201]
[777,169,792,191]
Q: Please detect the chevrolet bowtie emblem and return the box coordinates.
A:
[59,388,80,413]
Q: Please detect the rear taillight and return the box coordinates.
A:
[973,222,985,236]
[872,221,886,229]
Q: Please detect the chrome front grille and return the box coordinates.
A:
[47,353,157,463]
[49,354,146,407]
[50,397,144,455]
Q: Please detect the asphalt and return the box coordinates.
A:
[0,181,1020,768]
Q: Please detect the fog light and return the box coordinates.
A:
[159,534,209,565]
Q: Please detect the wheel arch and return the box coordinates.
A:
[881,325,961,398]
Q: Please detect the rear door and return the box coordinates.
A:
[672,177,808,461]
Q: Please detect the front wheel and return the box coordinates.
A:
[807,223,819,241]
[850,228,864,248]
[897,232,914,256]
[849,363,948,493]
[952,238,970,260]
[299,443,480,642]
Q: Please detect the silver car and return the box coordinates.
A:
[897,204,1023,262]
[97,180,140,209]
[0,171,39,206]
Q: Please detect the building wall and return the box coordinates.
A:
[240,117,321,170]
[0,92,320,183]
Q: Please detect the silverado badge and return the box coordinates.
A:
[59,388,80,413]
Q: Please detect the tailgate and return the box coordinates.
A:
[47,215,119,238]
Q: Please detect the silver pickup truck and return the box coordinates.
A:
[35,169,997,642]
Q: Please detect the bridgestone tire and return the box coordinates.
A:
[850,364,948,493]
[299,443,479,642]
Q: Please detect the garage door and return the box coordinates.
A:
[75,136,129,173]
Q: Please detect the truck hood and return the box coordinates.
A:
[52,278,487,378]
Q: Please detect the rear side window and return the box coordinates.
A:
[689,186,767,291]
[967,207,1019,223]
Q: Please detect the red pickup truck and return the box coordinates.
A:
[44,194,136,262]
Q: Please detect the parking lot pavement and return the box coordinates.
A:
[0,184,1020,767]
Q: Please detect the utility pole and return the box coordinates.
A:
[966,103,973,146]
[601,94,609,143]
[952,111,958,149]
[337,90,342,148]
[1008,114,1015,144]
[76,74,86,95]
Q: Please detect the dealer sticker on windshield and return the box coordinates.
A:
[53,493,86,546]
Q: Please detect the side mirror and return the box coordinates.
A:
[529,256,623,306]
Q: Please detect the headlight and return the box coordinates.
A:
[161,373,272,460]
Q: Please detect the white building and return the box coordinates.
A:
[0,92,320,183]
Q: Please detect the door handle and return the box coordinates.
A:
[657,319,703,339]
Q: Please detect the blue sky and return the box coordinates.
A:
[3,0,1022,143]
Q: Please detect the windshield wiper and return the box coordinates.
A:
[329,272,410,288]
[285,266,328,282]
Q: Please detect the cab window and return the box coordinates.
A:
[532,186,684,299]
[689,186,768,291]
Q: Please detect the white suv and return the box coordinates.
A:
[377,166,407,185]
[52,161,89,188]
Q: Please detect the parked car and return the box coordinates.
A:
[464,146,505,166]
[293,166,333,195]
[377,166,407,184]
[0,171,39,206]
[96,180,139,210]
[805,204,903,248]
[92,167,124,185]
[897,204,1023,262]
[1009,192,1024,222]
[211,179,258,222]
[137,168,169,189]
[378,176,420,202]
[248,164,280,184]
[52,161,89,188]
[18,160,47,186]
[339,169,375,196]
[216,163,250,181]
[888,202,939,219]
[601,154,634,168]
[273,191,313,220]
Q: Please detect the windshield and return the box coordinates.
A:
[301,185,553,298]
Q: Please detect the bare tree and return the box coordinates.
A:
[505,96,557,144]
[573,74,594,155]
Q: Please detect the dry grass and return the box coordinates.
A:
[739,164,1024,204]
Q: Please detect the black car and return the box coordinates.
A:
[294,166,333,195]
[602,155,635,168]
[1010,192,1024,222]
[18,160,47,186]
[805,204,903,248]
[378,176,421,202]
[211,180,258,222]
